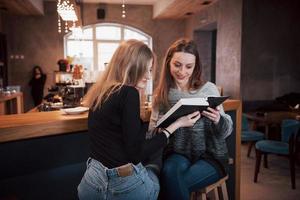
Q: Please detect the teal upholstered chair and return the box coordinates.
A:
[241,114,265,157]
[254,119,300,189]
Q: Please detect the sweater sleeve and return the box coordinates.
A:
[121,87,167,164]
[213,114,233,139]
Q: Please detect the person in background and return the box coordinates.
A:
[149,38,233,200]
[29,65,46,106]
[78,39,200,200]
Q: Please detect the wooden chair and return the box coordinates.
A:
[241,114,265,157]
[254,119,300,189]
[190,175,229,200]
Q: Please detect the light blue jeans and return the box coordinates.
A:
[77,158,160,200]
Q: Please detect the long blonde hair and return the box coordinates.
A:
[83,39,154,111]
[153,38,203,110]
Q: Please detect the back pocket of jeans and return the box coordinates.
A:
[83,164,106,192]
[109,174,144,195]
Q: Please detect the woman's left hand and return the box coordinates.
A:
[202,106,221,124]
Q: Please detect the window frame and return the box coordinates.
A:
[64,23,152,71]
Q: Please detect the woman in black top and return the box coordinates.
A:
[29,66,46,106]
[77,40,200,200]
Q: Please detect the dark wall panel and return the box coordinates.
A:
[241,0,300,101]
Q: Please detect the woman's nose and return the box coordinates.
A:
[177,66,185,73]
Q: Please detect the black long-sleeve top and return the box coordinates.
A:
[29,74,46,94]
[88,85,167,168]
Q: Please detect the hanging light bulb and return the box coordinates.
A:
[65,21,69,33]
[58,14,62,33]
[121,0,126,18]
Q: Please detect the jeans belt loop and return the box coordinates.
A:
[116,163,133,177]
[86,157,92,167]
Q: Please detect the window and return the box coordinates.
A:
[64,23,152,72]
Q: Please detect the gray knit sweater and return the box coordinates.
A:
[149,82,233,163]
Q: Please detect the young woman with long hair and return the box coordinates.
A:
[78,39,200,200]
[149,38,233,200]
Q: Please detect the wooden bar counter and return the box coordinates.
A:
[0,100,240,144]
[0,111,88,143]
[0,99,241,199]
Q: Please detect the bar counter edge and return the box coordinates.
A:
[0,100,240,143]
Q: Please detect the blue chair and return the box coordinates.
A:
[241,114,265,157]
[254,119,300,189]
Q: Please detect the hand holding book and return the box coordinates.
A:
[161,111,201,137]
[202,106,221,124]
[156,96,229,128]
[174,111,201,128]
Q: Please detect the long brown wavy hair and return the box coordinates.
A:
[153,38,203,110]
[83,39,154,111]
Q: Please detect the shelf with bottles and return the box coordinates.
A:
[54,71,73,86]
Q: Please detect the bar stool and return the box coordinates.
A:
[190,175,229,200]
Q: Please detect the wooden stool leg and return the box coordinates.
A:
[263,154,268,168]
[190,192,194,200]
[212,188,219,200]
[194,176,229,200]
[289,155,296,189]
[254,149,262,182]
[221,182,228,200]
[201,193,207,200]
[247,141,255,157]
[194,192,200,200]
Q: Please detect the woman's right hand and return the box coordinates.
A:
[175,111,201,128]
[165,111,201,135]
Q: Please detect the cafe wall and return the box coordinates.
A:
[185,0,243,99]
[6,2,63,112]
[0,12,3,33]
[185,0,300,101]
[6,2,185,111]
[241,0,300,101]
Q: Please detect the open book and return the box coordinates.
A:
[156,96,229,128]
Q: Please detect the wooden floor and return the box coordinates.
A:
[240,144,300,200]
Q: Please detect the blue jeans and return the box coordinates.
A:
[161,154,221,200]
[77,158,159,200]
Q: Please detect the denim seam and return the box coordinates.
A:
[109,176,144,195]
[82,177,103,193]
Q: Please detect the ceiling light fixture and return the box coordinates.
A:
[57,0,78,33]
[57,0,78,21]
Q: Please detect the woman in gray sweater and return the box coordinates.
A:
[149,38,233,200]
